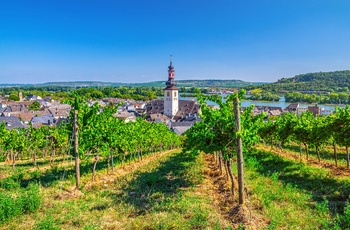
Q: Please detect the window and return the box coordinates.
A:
[174,92,177,97]
[167,92,170,97]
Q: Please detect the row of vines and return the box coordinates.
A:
[0,96,181,182]
[259,106,350,167]
[183,90,264,207]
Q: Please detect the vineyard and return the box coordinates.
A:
[183,91,350,229]
[1,93,350,229]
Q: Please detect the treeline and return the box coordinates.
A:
[0,86,164,101]
[285,91,350,104]
[1,86,213,102]
[248,92,280,101]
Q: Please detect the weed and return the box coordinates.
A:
[0,183,41,223]
[189,205,208,228]
[0,192,22,221]
[21,183,42,213]
[339,201,350,228]
[34,215,60,230]
[0,177,20,189]
[31,170,41,179]
[316,197,329,213]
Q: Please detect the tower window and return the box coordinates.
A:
[174,92,177,97]
[167,92,170,96]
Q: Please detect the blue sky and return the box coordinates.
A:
[1,0,350,84]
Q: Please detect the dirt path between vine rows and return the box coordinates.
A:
[202,153,269,229]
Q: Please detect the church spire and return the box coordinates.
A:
[165,54,176,88]
[168,54,174,71]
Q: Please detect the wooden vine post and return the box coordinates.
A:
[234,95,245,205]
[74,110,81,190]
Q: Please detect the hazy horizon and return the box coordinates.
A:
[0,78,271,86]
[1,1,350,84]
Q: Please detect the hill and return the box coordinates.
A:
[257,70,350,92]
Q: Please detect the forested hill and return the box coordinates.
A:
[258,70,350,92]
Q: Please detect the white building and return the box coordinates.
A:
[296,107,308,116]
[163,55,179,118]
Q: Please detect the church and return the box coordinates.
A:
[146,56,200,134]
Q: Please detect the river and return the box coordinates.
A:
[178,95,345,111]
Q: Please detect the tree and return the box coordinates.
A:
[8,94,20,101]
[28,101,41,111]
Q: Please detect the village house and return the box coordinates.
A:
[296,107,308,116]
[0,115,26,129]
[284,103,299,113]
[26,94,42,101]
[308,105,321,116]
[320,109,333,116]
[113,111,136,123]
[31,114,56,126]
[48,104,71,119]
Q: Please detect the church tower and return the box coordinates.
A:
[164,55,179,117]
[18,92,23,102]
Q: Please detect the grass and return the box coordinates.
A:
[242,148,350,229]
[3,145,350,229]
[0,149,229,229]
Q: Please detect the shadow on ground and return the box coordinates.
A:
[247,149,350,207]
[0,157,120,188]
[108,151,197,215]
[279,144,347,165]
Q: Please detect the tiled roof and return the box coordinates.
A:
[146,99,200,122]
[173,126,191,136]
[284,103,299,111]
[0,116,26,129]
[31,114,56,125]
